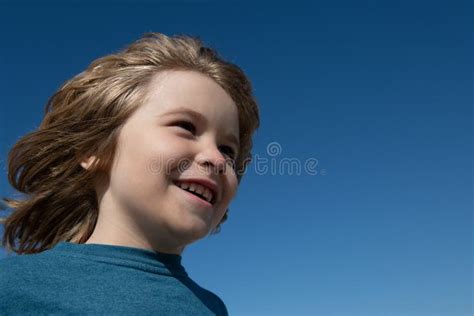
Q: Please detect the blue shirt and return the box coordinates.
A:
[0,241,228,315]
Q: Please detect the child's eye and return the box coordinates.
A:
[220,146,237,162]
[173,121,237,162]
[174,120,196,134]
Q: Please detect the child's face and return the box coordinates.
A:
[84,70,240,254]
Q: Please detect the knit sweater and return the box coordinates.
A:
[0,241,228,315]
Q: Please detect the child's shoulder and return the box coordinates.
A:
[0,250,63,298]
[0,249,57,280]
[0,250,71,313]
[0,254,41,304]
[0,253,36,272]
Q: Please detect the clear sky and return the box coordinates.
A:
[0,1,472,315]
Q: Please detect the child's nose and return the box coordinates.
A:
[195,144,227,174]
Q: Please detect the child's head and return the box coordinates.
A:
[1,33,260,255]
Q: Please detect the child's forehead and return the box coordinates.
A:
[147,70,232,102]
[144,71,238,118]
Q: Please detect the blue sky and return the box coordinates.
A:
[0,1,472,315]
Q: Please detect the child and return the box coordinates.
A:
[0,32,260,315]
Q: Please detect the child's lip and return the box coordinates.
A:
[175,185,214,208]
[173,178,219,205]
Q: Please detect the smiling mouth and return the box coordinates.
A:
[172,182,214,205]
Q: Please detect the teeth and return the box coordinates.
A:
[176,181,214,203]
[203,190,211,202]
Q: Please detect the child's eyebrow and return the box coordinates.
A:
[160,107,240,149]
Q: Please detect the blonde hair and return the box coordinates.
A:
[1,32,260,255]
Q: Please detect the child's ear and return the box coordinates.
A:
[79,155,99,170]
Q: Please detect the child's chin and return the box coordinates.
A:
[172,217,212,242]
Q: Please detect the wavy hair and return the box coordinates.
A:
[1,32,260,255]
